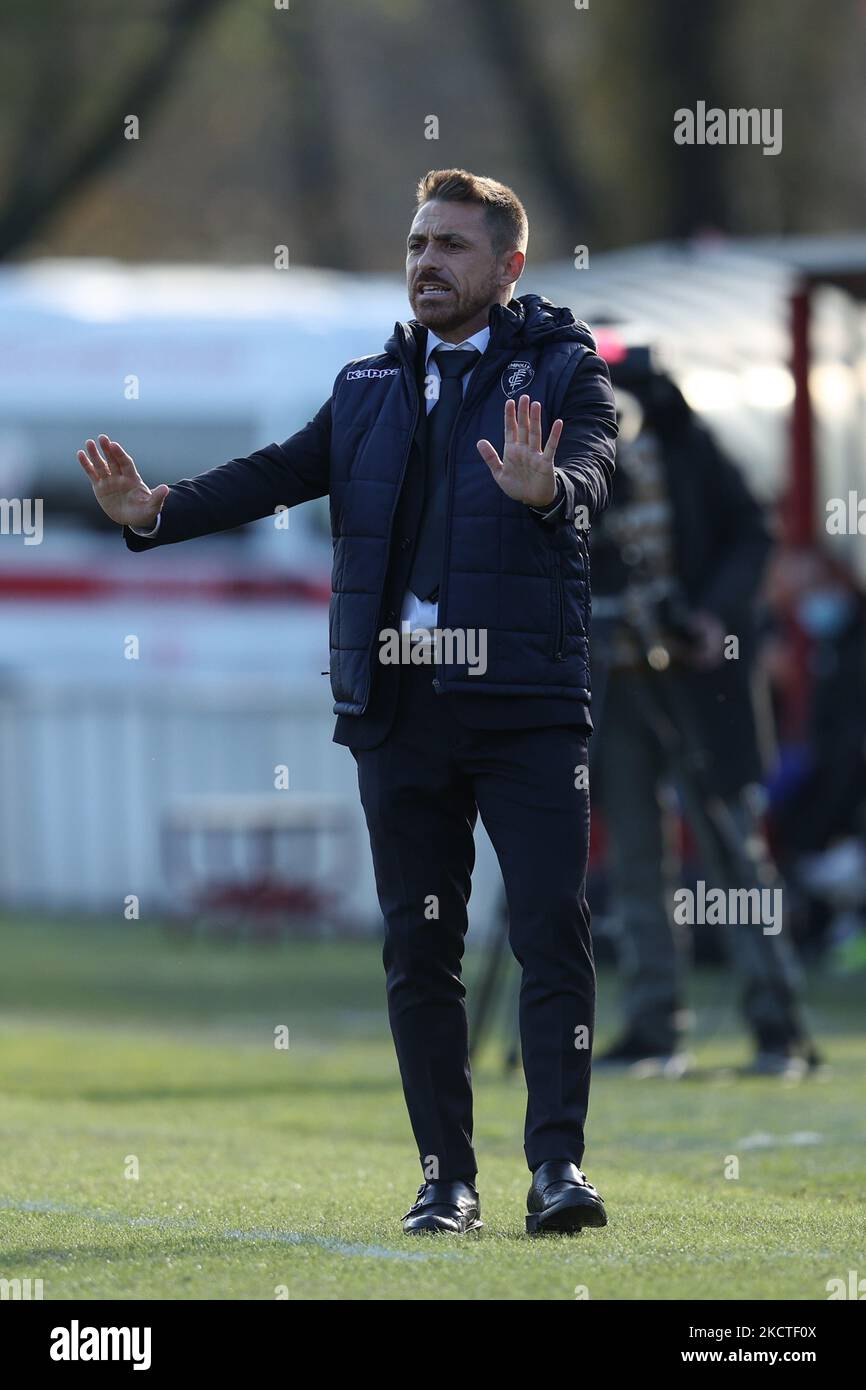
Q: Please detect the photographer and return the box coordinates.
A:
[590,347,813,1076]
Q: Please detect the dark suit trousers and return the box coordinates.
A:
[351,662,595,1179]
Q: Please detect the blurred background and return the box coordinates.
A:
[0,0,864,988]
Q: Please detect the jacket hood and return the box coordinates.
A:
[492,293,597,351]
[387,293,597,359]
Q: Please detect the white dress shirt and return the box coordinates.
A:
[399,325,490,634]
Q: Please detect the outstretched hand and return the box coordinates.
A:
[77,435,169,529]
[477,394,562,507]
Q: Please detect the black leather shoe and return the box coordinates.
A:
[526,1161,607,1235]
[402,1180,483,1235]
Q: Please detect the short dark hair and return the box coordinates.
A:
[415,168,529,255]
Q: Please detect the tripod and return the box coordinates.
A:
[469,615,814,1068]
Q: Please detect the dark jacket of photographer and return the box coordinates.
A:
[590,383,771,797]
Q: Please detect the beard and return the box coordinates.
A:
[408,270,501,334]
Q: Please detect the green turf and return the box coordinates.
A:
[0,916,863,1300]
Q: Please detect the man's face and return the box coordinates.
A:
[406,200,522,340]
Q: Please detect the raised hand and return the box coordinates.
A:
[476,394,562,507]
[77,435,169,529]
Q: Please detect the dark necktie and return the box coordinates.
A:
[408,345,481,602]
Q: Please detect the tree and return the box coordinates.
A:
[0,0,224,260]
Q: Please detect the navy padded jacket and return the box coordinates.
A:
[124,293,617,718]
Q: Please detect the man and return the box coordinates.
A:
[78,169,617,1236]
[589,346,812,1077]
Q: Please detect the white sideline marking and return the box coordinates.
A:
[1,1197,440,1263]
[737,1131,824,1150]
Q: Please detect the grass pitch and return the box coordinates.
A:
[0,916,863,1300]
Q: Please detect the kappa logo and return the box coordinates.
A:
[346,367,400,381]
[501,360,535,395]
